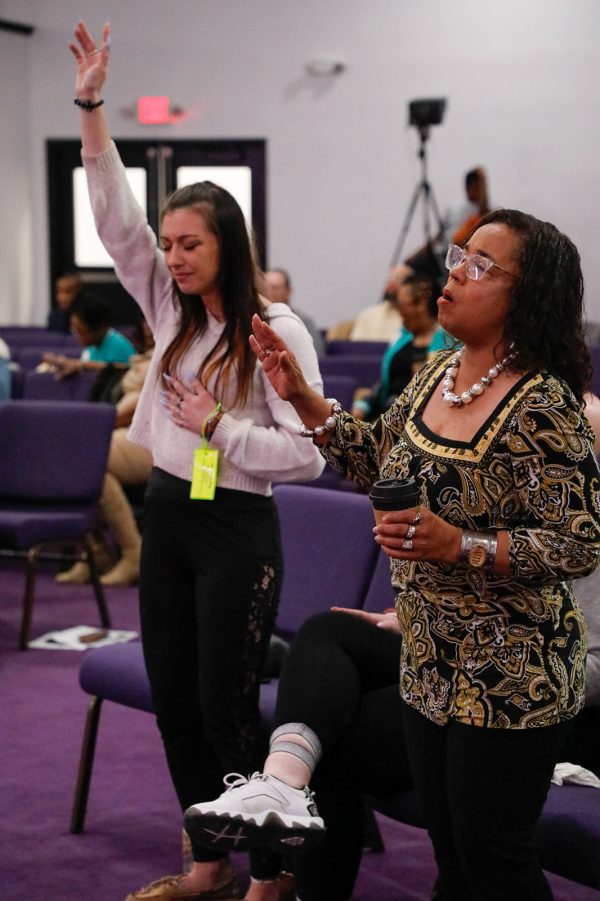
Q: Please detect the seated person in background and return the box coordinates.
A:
[445,166,490,247]
[347,263,412,341]
[579,393,600,705]
[42,294,136,377]
[352,275,447,420]
[57,319,155,588]
[324,317,355,341]
[0,336,11,400]
[47,269,85,333]
[405,166,491,279]
[264,268,325,357]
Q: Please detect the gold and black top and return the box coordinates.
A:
[322,349,600,728]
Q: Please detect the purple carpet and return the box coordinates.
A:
[1,557,598,901]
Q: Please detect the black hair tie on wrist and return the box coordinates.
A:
[74,98,104,112]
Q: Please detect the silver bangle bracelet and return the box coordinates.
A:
[299,398,342,438]
[459,530,498,571]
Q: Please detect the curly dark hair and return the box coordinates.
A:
[468,209,591,402]
[401,274,440,319]
[158,181,264,407]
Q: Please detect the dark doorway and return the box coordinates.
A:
[47,139,267,325]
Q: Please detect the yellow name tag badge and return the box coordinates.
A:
[190,447,219,500]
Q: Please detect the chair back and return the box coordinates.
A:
[21,370,97,402]
[322,374,357,413]
[591,345,600,397]
[326,339,388,358]
[0,401,115,502]
[1,330,73,349]
[318,355,382,390]
[14,347,80,370]
[272,484,379,638]
[362,548,397,613]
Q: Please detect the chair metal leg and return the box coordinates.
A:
[19,546,40,650]
[85,535,112,629]
[70,696,103,833]
[362,795,386,853]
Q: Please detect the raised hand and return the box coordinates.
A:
[250,314,309,402]
[69,20,111,99]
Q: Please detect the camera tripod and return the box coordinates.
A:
[388,125,444,274]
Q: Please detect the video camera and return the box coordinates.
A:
[408,98,447,130]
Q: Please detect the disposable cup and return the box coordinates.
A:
[369,477,420,525]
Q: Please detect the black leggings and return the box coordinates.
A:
[401,703,573,901]
[140,469,282,867]
[274,611,411,901]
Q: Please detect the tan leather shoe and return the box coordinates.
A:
[278,873,295,901]
[125,870,243,900]
[55,562,91,584]
[100,557,139,586]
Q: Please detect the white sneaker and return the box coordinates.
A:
[184,773,325,855]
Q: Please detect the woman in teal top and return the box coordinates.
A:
[42,293,136,377]
[353,275,449,421]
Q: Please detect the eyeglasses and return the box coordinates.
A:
[445,243,519,281]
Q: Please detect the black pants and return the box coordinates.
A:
[140,468,282,867]
[274,611,411,901]
[401,702,574,901]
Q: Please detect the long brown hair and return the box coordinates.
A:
[159,181,264,407]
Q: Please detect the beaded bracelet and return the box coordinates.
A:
[203,403,223,439]
[74,98,105,112]
[299,398,342,438]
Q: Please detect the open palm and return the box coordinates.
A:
[69,20,110,96]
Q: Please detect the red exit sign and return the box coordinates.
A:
[137,96,171,125]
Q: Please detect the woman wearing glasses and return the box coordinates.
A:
[188,210,600,900]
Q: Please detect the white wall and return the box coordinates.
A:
[1,0,599,327]
[0,27,34,323]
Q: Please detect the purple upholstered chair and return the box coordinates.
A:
[0,400,115,649]
[361,548,396,613]
[21,369,98,402]
[321,373,357,414]
[14,346,80,371]
[325,339,388,358]
[318,355,382,392]
[271,484,379,639]
[258,485,380,734]
[70,639,152,833]
[2,331,77,352]
[591,345,600,397]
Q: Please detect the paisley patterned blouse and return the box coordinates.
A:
[322,350,600,729]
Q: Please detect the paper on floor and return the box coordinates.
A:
[28,625,138,651]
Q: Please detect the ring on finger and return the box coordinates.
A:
[263,348,272,358]
[86,48,101,57]
[406,524,416,540]
[412,511,422,525]
[401,538,414,551]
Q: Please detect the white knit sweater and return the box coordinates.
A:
[82,142,325,494]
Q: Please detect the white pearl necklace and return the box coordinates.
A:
[441,348,514,407]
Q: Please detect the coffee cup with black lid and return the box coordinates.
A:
[369,477,420,525]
